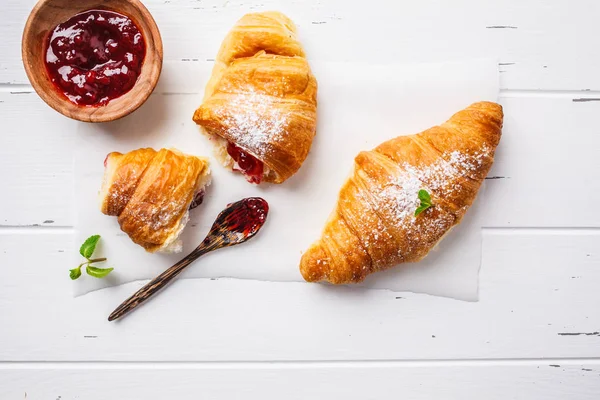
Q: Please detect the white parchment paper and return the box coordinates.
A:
[74,58,499,300]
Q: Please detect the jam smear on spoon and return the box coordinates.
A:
[226,142,264,184]
[108,197,269,322]
[223,197,269,237]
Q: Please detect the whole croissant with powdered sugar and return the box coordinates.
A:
[99,148,211,253]
[300,102,503,284]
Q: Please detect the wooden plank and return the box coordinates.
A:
[0,93,75,226]
[483,95,600,227]
[3,0,600,90]
[0,229,597,361]
[1,91,598,227]
[1,362,599,399]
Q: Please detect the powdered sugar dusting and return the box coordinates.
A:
[138,199,188,231]
[108,189,130,211]
[213,89,288,159]
[377,171,422,224]
[405,145,490,199]
[354,146,491,261]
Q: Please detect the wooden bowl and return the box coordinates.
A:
[22,0,163,123]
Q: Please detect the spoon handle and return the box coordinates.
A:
[108,246,207,322]
[107,197,269,322]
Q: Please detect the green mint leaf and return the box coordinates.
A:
[414,204,431,217]
[79,235,101,259]
[86,265,114,279]
[415,189,434,216]
[418,189,431,205]
[69,266,82,280]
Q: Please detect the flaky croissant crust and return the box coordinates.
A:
[192,11,318,183]
[99,148,210,253]
[300,102,503,284]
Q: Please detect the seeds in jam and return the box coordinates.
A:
[44,9,146,107]
[220,197,269,237]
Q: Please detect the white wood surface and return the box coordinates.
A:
[1,0,600,398]
[1,229,599,362]
[2,362,599,399]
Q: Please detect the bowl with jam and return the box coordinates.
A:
[22,0,163,122]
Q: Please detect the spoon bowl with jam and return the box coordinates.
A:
[22,0,163,122]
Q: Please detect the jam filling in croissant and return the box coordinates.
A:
[189,189,206,210]
[192,12,318,185]
[226,142,264,184]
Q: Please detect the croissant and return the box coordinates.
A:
[99,148,211,253]
[300,101,503,284]
[192,11,318,184]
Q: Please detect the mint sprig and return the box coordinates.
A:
[70,235,113,280]
[414,189,433,217]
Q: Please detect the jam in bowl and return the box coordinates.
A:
[22,0,163,122]
[45,9,146,107]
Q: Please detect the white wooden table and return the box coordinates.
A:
[1,0,599,398]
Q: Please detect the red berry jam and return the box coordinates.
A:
[237,197,269,236]
[44,9,146,107]
[189,190,206,210]
[226,142,264,184]
[221,198,269,237]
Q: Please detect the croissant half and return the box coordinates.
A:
[99,148,211,253]
[300,102,503,284]
[193,11,318,184]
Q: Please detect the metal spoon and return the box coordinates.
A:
[108,197,269,322]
